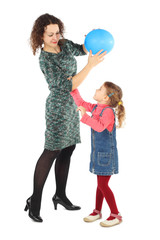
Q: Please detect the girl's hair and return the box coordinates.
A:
[30,13,65,55]
[104,82,126,128]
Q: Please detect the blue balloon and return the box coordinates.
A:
[84,29,114,55]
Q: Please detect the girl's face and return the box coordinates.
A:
[42,24,61,49]
[93,84,109,104]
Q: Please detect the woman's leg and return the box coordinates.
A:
[97,175,119,220]
[54,145,76,205]
[31,149,60,215]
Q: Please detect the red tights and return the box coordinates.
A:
[91,175,119,220]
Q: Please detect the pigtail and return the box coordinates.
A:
[115,102,125,128]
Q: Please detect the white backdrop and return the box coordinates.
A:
[1,0,160,239]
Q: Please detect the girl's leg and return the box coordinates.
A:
[95,187,104,211]
[31,149,60,215]
[54,145,76,205]
[90,176,104,216]
[97,175,119,220]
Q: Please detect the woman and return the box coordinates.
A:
[24,13,106,222]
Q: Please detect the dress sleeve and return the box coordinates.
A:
[70,89,96,112]
[40,60,72,92]
[66,40,87,56]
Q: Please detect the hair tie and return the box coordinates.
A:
[118,101,122,106]
[108,93,114,97]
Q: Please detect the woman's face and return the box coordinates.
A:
[42,24,61,49]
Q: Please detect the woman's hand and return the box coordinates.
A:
[77,106,86,117]
[82,44,88,54]
[87,50,107,68]
[71,49,106,91]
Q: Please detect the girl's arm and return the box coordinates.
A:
[71,89,95,112]
[78,107,115,132]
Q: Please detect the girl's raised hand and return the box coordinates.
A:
[88,50,107,68]
[77,106,86,117]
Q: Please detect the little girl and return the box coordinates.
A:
[71,81,125,227]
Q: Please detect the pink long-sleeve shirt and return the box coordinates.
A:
[70,89,115,132]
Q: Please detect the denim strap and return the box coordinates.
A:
[91,105,98,114]
[99,106,115,117]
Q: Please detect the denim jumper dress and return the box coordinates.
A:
[90,105,119,176]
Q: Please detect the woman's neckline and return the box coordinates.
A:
[42,46,62,55]
[42,39,66,55]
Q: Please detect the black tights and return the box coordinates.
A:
[31,145,76,214]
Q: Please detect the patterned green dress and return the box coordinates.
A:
[39,39,86,151]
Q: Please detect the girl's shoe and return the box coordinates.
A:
[83,209,102,222]
[100,213,122,227]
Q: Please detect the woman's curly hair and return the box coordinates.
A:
[30,13,65,55]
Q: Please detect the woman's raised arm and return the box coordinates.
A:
[71,50,106,90]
